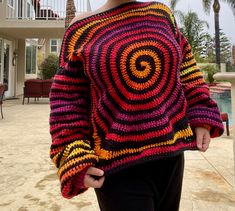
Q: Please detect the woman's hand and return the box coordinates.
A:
[84,167,105,188]
[194,127,211,152]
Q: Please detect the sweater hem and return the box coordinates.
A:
[97,145,198,176]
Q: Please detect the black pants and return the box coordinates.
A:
[95,153,184,211]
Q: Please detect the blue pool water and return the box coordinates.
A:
[212,96,232,125]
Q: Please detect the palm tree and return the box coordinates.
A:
[65,0,76,29]
[177,11,209,59]
[169,0,178,11]
[202,31,232,63]
[170,0,235,70]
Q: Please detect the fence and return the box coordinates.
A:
[6,0,91,20]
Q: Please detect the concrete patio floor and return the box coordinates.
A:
[0,97,235,211]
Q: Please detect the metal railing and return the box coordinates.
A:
[6,0,91,20]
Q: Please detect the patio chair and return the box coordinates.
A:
[23,79,42,104]
[23,79,53,104]
[0,84,5,119]
[220,112,229,136]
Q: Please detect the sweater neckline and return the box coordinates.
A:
[70,1,155,27]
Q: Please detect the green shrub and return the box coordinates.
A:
[40,54,59,79]
[226,62,235,72]
[201,64,218,83]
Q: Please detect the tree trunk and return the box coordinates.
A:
[65,0,76,29]
[213,0,221,70]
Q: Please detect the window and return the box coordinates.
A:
[26,42,37,74]
[50,39,59,53]
[27,2,30,18]
[7,0,14,18]
[18,0,22,18]
[8,0,14,7]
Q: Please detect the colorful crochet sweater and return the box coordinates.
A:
[49,1,224,198]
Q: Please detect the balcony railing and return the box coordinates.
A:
[6,0,91,20]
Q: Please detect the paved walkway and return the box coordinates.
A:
[0,98,235,211]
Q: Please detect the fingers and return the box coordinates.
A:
[84,174,105,188]
[196,130,203,150]
[86,167,104,177]
[195,127,211,152]
[201,132,211,152]
[84,167,105,188]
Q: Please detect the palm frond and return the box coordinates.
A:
[202,0,213,13]
[174,10,185,24]
[169,0,181,11]
[221,0,235,15]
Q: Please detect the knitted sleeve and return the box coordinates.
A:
[49,26,98,199]
[172,17,224,137]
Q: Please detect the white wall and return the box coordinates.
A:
[16,39,26,96]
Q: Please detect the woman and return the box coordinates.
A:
[49,0,224,210]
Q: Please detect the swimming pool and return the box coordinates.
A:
[212,96,232,125]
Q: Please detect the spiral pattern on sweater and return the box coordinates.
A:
[49,1,224,199]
